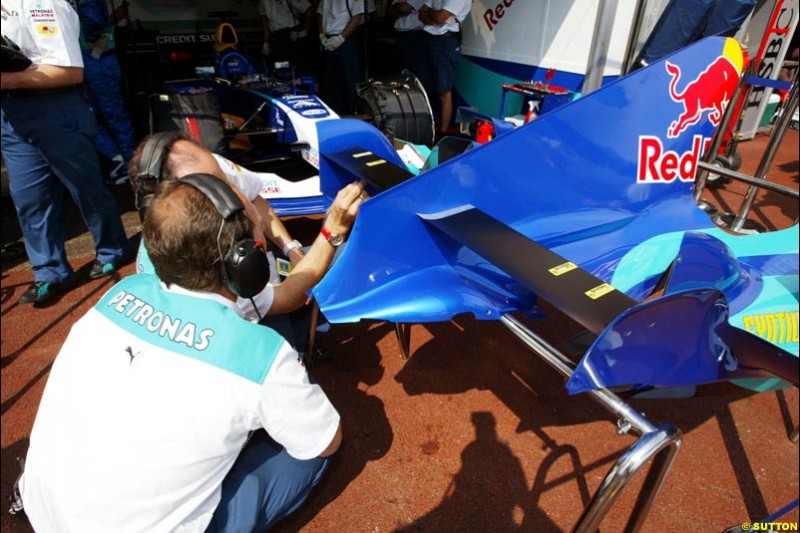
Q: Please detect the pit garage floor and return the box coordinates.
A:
[1,129,798,533]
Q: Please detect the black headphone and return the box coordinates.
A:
[180,174,272,299]
[133,131,182,217]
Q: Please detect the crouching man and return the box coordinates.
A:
[19,175,342,532]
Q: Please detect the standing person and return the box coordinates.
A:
[77,0,137,185]
[317,0,371,115]
[389,0,425,77]
[260,0,315,70]
[418,0,471,138]
[17,176,353,532]
[1,0,129,305]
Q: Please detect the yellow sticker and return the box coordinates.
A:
[36,24,59,35]
[353,151,372,158]
[586,283,615,300]
[366,159,386,167]
[549,262,577,276]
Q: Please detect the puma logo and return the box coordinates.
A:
[125,346,141,365]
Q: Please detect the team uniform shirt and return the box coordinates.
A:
[136,155,281,319]
[422,0,471,35]
[317,0,370,36]
[259,0,311,32]
[392,0,425,32]
[212,153,275,202]
[20,274,340,533]
[1,0,84,67]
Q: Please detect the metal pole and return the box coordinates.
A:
[696,161,800,198]
[500,314,682,532]
[574,424,682,533]
[500,314,656,435]
[620,0,649,75]
[582,0,620,94]
[732,75,799,231]
[694,64,756,202]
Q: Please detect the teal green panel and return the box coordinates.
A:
[455,57,525,118]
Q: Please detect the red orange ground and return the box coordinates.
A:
[1,129,798,532]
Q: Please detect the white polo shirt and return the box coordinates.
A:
[392,0,425,32]
[317,0,372,36]
[20,275,340,533]
[258,0,311,32]
[422,0,471,35]
[136,156,280,319]
[1,0,83,67]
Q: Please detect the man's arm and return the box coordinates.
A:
[340,13,364,40]
[251,196,305,264]
[77,0,111,44]
[262,15,271,45]
[301,5,314,34]
[390,1,414,18]
[0,65,83,90]
[418,5,454,25]
[267,181,366,315]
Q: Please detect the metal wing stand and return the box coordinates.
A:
[500,314,681,533]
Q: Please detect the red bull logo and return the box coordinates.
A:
[636,39,744,184]
[665,56,739,138]
[665,40,744,139]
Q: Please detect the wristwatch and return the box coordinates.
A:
[320,226,346,247]
[281,239,303,256]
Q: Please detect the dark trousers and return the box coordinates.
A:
[82,50,137,162]
[206,431,330,532]
[1,88,129,283]
[320,29,364,115]
[395,30,424,79]
[269,28,314,71]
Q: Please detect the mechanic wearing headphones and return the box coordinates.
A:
[1,0,129,305]
[18,176,352,531]
[317,0,373,115]
[128,133,366,323]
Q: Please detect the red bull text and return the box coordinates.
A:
[638,134,711,183]
[637,47,742,184]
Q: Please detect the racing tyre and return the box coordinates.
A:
[356,70,435,147]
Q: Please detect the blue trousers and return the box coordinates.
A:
[82,50,136,162]
[206,431,330,532]
[1,88,129,283]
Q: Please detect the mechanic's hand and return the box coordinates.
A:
[262,42,271,56]
[324,181,367,235]
[324,34,345,52]
[289,29,307,42]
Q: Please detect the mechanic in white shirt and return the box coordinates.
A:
[129,133,366,349]
[418,0,472,138]
[259,0,314,69]
[19,176,362,532]
[1,0,129,304]
[316,0,373,114]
